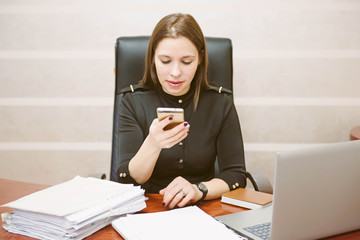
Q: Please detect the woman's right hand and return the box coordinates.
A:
[128,116,190,184]
[148,117,190,149]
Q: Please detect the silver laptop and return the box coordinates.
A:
[216,140,360,240]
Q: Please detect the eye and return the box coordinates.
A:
[182,61,192,65]
[161,60,170,64]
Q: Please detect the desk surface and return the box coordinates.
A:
[1,178,359,240]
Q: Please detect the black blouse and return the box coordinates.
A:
[116,85,247,193]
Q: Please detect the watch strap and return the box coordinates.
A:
[196,182,208,202]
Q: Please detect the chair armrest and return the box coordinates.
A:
[88,173,107,179]
[246,171,273,194]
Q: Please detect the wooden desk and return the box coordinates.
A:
[0,178,243,240]
[1,178,360,240]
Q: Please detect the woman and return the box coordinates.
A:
[117,13,246,209]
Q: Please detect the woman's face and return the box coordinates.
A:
[154,36,199,96]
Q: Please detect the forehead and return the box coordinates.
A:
[155,37,198,57]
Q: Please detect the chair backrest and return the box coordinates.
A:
[110,36,233,181]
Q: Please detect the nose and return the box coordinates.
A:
[170,63,181,77]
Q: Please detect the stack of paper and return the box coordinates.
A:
[112,206,242,240]
[1,176,146,240]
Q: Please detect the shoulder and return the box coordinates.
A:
[206,85,232,95]
[119,84,157,109]
[204,85,233,103]
[119,84,152,94]
[200,85,234,110]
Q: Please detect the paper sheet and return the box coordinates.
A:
[3,176,134,217]
[112,206,240,240]
[2,176,147,240]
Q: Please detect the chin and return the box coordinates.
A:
[168,91,182,96]
[163,88,182,96]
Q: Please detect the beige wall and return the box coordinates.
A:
[1,0,359,186]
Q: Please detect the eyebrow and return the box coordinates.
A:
[157,55,196,59]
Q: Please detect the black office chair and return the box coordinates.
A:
[110,36,273,194]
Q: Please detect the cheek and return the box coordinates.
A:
[155,63,167,80]
[155,65,163,81]
[185,65,198,77]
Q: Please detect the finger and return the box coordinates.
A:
[160,122,188,138]
[160,125,190,148]
[149,119,186,149]
[177,191,194,208]
[152,118,159,125]
[162,177,185,206]
[157,116,175,130]
[161,129,189,149]
[176,184,196,208]
[168,122,189,132]
[168,190,186,209]
[159,188,166,195]
[162,184,180,206]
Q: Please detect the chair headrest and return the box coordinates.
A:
[115,36,233,95]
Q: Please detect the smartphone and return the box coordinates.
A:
[157,107,184,130]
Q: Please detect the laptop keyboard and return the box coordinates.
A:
[244,222,271,240]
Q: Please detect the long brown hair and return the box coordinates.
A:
[139,13,209,110]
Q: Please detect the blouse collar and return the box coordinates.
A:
[157,85,195,106]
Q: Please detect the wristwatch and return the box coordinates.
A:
[196,182,208,202]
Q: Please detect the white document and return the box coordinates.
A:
[112,206,240,240]
[2,176,135,217]
[2,176,147,240]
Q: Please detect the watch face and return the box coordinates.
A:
[197,182,208,201]
[198,183,207,191]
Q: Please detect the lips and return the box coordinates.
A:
[167,80,183,88]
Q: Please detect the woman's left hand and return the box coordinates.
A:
[159,176,202,209]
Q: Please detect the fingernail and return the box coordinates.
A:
[187,130,190,134]
[184,123,188,127]
[162,202,166,206]
[168,117,173,121]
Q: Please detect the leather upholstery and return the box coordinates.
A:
[114,36,233,94]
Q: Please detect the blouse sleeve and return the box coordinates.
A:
[215,94,247,190]
[116,93,144,185]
